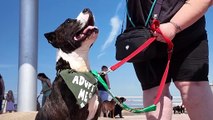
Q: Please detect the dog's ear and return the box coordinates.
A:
[120,97,126,102]
[44,32,59,48]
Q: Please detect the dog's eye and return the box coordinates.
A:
[66,19,71,23]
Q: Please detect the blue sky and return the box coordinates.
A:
[0,0,213,100]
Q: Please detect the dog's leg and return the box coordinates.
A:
[87,95,100,120]
[112,109,115,118]
[119,111,123,118]
[103,112,107,117]
[108,110,113,118]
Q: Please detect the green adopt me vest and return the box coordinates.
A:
[59,69,98,108]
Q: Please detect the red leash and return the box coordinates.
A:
[151,19,173,104]
[111,36,157,71]
[109,19,174,105]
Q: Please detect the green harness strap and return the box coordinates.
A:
[91,70,156,113]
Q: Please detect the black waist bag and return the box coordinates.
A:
[115,28,156,62]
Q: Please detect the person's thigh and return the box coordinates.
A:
[171,38,208,82]
[175,81,213,120]
[172,37,212,120]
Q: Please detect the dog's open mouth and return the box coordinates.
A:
[74,8,98,41]
[44,8,99,52]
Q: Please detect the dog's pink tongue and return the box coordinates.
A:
[74,26,98,41]
[83,26,98,34]
[74,34,85,40]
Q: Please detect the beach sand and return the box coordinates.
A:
[99,111,190,120]
[0,111,190,120]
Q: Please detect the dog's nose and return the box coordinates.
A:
[83,8,91,13]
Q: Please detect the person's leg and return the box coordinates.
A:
[42,95,46,106]
[133,56,172,120]
[171,36,212,119]
[0,100,2,114]
[143,83,172,120]
[175,81,213,120]
[98,90,103,102]
[101,91,108,102]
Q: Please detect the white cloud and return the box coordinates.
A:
[101,16,121,51]
[115,0,123,14]
[97,0,124,59]
[97,52,105,59]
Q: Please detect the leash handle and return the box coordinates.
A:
[150,19,173,52]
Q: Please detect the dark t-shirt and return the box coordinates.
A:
[0,79,3,96]
[126,0,207,55]
[98,74,107,91]
[126,0,186,27]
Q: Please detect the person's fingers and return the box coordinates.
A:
[153,32,165,43]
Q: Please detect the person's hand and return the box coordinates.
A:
[153,22,177,43]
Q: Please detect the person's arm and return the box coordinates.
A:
[46,79,52,89]
[0,79,5,97]
[6,94,10,101]
[156,0,212,42]
[170,0,212,33]
[105,74,111,89]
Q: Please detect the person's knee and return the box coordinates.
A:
[175,81,208,106]
[143,84,171,104]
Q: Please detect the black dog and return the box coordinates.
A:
[173,105,185,114]
[35,8,101,120]
[108,97,126,118]
[114,97,126,118]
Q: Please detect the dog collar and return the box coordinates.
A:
[59,69,97,108]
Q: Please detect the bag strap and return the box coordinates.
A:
[145,0,158,26]
[126,0,157,27]
[126,0,136,28]
[126,0,163,28]
[152,0,164,19]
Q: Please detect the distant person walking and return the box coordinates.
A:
[6,90,15,113]
[37,73,52,106]
[98,65,111,102]
[0,74,5,114]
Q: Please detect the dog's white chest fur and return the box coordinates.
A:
[56,49,90,72]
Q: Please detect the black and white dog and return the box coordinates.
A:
[35,8,101,120]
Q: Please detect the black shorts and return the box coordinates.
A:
[133,34,209,90]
